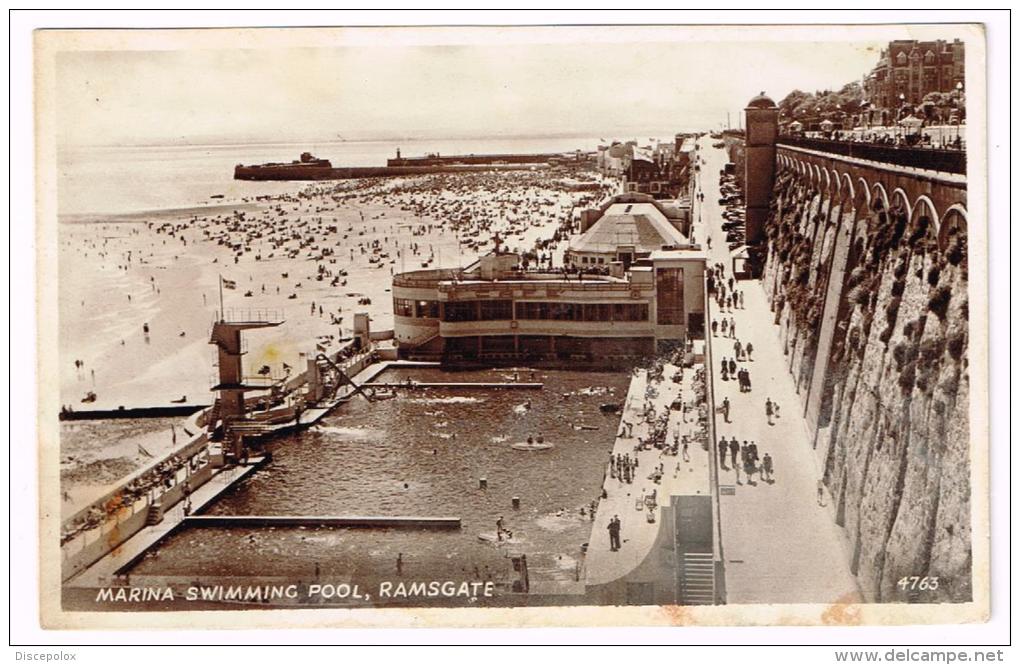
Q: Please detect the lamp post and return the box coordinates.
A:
[954,81,964,148]
[898,94,906,142]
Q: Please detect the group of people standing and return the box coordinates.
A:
[718,435,774,485]
[609,452,637,484]
[707,263,745,313]
[719,355,753,393]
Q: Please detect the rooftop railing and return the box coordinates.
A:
[214,308,286,324]
[777,136,966,175]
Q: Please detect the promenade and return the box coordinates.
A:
[694,137,861,604]
[585,364,711,588]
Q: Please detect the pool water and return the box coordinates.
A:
[127,368,629,596]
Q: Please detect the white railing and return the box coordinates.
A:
[214,308,285,324]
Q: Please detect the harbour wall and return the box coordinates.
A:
[234,163,552,182]
[747,137,972,602]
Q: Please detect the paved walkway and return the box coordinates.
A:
[67,459,264,587]
[694,137,861,604]
[586,365,711,586]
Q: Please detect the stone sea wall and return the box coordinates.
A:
[763,170,971,603]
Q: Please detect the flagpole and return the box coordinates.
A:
[218,274,224,322]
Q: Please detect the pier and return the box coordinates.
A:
[365,381,542,390]
[183,515,461,529]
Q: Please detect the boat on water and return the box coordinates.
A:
[477,531,522,545]
[510,440,554,451]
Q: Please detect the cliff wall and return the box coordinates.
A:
[763,169,971,602]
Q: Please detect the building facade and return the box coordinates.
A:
[392,250,706,366]
[863,39,965,119]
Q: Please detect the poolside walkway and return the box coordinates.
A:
[585,365,711,587]
[67,458,265,587]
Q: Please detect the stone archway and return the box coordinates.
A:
[938,204,968,252]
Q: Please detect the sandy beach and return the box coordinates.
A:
[58,168,615,503]
[59,169,614,411]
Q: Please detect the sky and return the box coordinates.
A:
[55,39,885,147]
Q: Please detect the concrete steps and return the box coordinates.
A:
[679,551,716,605]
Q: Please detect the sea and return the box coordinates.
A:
[56,136,611,218]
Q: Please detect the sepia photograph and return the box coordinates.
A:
[24,17,995,635]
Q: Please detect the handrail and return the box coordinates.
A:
[777,136,965,175]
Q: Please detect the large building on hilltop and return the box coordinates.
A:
[863,39,965,116]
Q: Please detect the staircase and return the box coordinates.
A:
[678,551,716,605]
[205,400,221,433]
[145,502,165,526]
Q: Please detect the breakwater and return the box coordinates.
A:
[234,163,551,182]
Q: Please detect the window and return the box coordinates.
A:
[393,298,415,318]
[479,299,513,321]
[516,301,544,320]
[517,301,648,322]
[443,301,478,322]
[612,303,649,322]
[416,300,440,318]
[582,303,612,322]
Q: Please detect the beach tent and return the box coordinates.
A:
[898,115,924,133]
[730,246,752,279]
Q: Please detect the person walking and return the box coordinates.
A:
[721,396,731,423]
[728,358,737,378]
[718,437,728,469]
[730,317,737,338]
[765,398,774,425]
[608,515,622,551]
[728,437,739,469]
[762,453,774,482]
[744,368,752,392]
[746,342,754,361]
[817,479,826,506]
[711,320,718,336]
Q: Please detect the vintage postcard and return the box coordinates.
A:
[34,23,989,629]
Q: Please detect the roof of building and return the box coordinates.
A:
[569,201,688,255]
[632,147,655,163]
[746,92,777,109]
[648,248,707,262]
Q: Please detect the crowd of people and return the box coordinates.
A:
[600,344,710,552]
[61,450,207,546]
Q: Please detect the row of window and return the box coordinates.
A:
[394,298,441,319]
[394,297,650,323]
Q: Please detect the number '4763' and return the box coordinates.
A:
[897,576,939,591]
